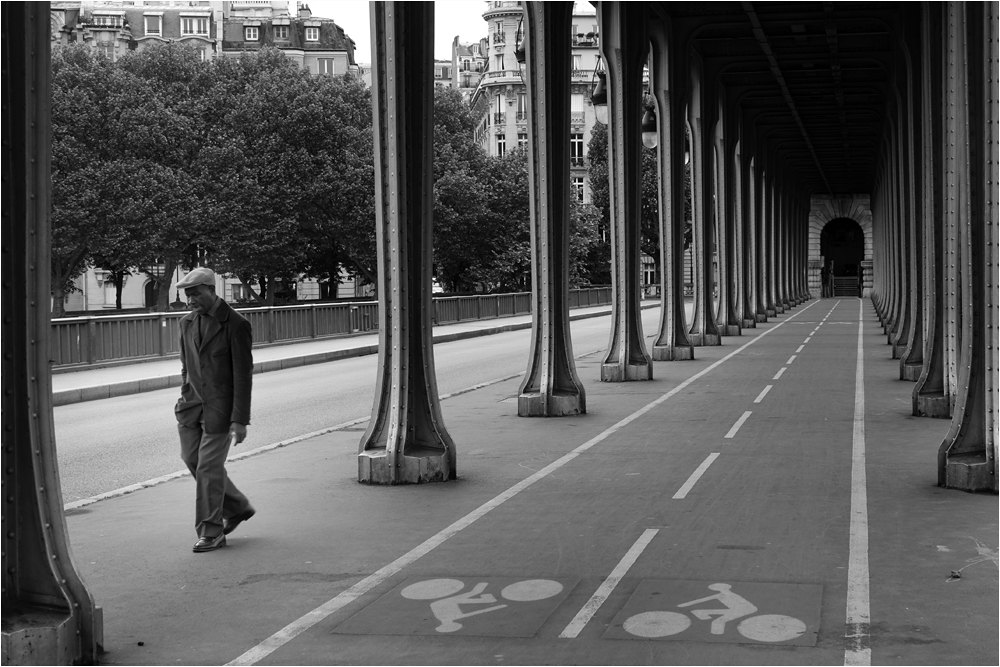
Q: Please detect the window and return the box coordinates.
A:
[231,283,252,302]
[571,133,585,167]
[573,54,582,71]
[516,93,527,121]
[144,15,161,36]
[572,177,585,202]
[92,14,122,27]
[245,26,258,40]
[495,54,504,71]
[462,59,470,71]
[571,94,584,113]
[181,17,209,35]
[435,67,443,78]
[517,133,528,148]
[318,58,335,75]
[494,21,505,42]
[200,47,211,62]
[274,25,289,39]
[497,133,506,157]
[97,42,115,60]
[305,26,319,41]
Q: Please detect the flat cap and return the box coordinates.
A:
[176,267,217,289]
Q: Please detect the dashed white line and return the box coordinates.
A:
[724,411,753,439]
[804,337,812,343]
[559,529,660,638]
[796,345,806,353]
[672,454,720,499]
[787,354,797,364]
[773,367,787,380]
[754,385,773,403]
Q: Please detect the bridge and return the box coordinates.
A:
[2,1,997,664]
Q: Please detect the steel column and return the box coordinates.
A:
[358,2,456,484]
[649,14,695,361]
[599,1,653,381]
[517,2,587,416]
[2,3,103,663]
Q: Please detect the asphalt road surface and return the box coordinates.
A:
[55,308,665,503]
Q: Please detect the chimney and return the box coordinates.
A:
[298,3,311,18]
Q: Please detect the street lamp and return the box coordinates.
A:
[515,15,527,83]
[591,61,608,125]
[641,106,658,148]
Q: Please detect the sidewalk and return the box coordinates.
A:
[62,298,997,666]
[52,303,657,406]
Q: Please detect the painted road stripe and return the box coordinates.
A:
[671,454,720,499]
[754,385,773,403]
[225,301,820,666]
[804,337,812,343]
[796,344,806,353]
[773,367,787,380]
[787,354,798,364]
[724,411,753,439]
[559,528,660,638]
[845,299,871,665]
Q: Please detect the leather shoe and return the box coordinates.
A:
[192,534,226,553]
[223,506,256,535]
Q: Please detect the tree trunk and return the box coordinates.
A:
[264,273,276,306]
[155,257,178,312]
[114,270,125,310]
[52,284,66,318]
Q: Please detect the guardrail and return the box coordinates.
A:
[51,287,612,370]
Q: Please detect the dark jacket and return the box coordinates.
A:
[174,298,253,434]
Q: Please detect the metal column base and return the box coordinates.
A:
[651,344,695,361]
[2,606,103,666]
[518,392,584,417]
[688,332,721,346]
[720,325,741,337]
[901,362,922,381]
[358,448,452,485]
[891,343,908,359]
[915,393,950,418]
[755,313,768,323]
[766,308,777,317]
[742,319,757,328]
[601,361,653,381]
[942,453,993,492]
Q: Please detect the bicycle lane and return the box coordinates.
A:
[235,301,857,666]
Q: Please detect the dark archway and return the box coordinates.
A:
[143,279,157,308]
[820,217,865,277]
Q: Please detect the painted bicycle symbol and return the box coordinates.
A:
[623,583,808,642]
[400,578,564,633]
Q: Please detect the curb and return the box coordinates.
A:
[52,304,658,407]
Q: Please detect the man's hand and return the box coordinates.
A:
[229,422,248,446]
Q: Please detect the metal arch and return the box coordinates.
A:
[517,1,587,417]
[358,2,456,484]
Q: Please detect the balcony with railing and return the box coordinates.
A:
[516,111,528,123]
[494,112,506,124]
[571,111,585,124]
[571,33,599,47]
[570,156,587,168]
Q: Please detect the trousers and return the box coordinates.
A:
[179,422,251,538]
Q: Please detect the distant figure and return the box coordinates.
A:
[174,267,256,553]
[820,264,831,298]
[857,265,865,298]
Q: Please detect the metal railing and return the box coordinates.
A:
[50,287,612,370]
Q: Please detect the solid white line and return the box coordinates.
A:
[773,367,787,380]
[671,454,720,499]
[754,385,773,403]
[796,344,806,353]
[787,355,797,364]
[845,300,871,665]
[559,528,660,638]
[225,300,819,666]
[724,411,753,439]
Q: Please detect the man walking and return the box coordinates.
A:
[174,268,256,552]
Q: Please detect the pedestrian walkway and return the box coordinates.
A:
[63,298,998,666]
[52,303,657,406]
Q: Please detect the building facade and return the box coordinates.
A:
[451,36,488,99]
[466,1,601,204]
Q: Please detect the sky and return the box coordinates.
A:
[306,1,491,64]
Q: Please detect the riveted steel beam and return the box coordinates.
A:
[599,1,653,382]
[517,2,587,416]
[358,2,456,484]
[649,13,695,361]
[714,88,743,336]
[937,0,997,492]
[1,3,103,663]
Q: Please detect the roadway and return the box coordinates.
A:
[61,298,998,666]
[55,307,666,503]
